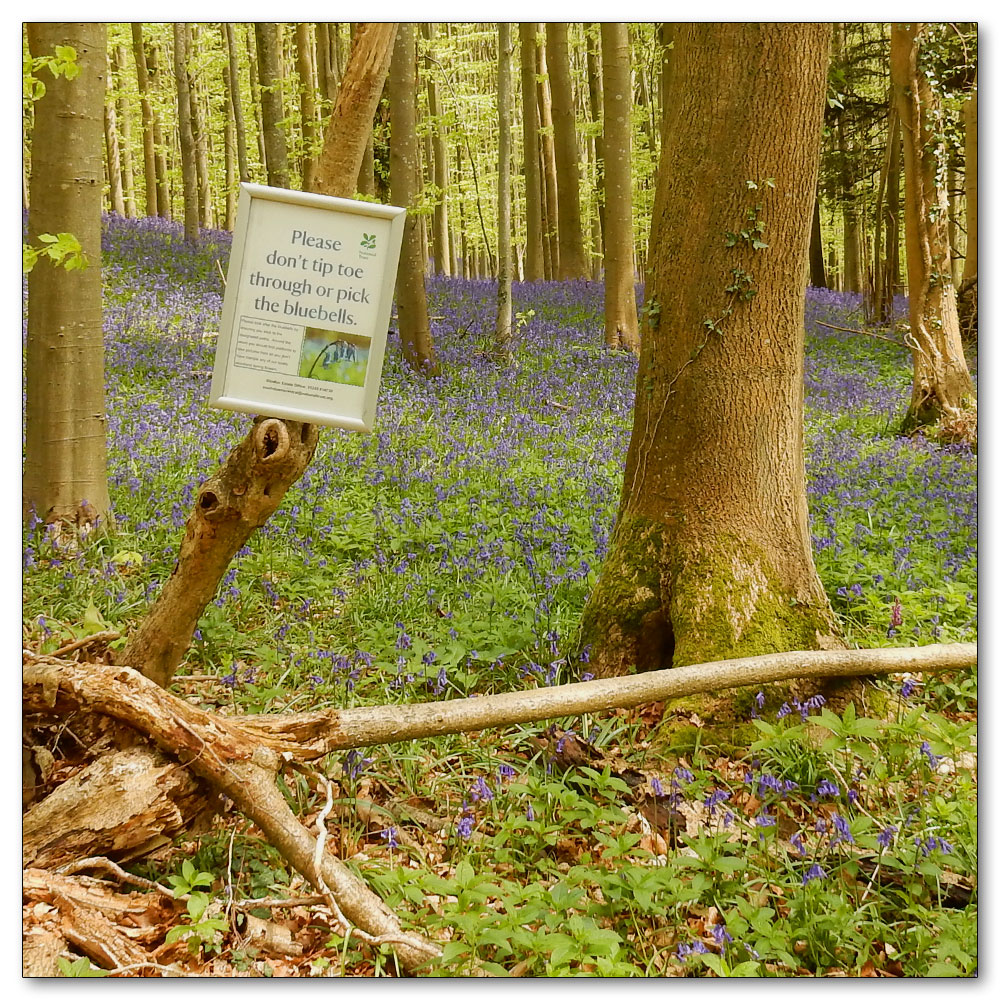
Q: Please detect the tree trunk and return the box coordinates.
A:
[423,24,451,277]
[890,23,977,443]
[110,46,137,218]
[172,23,200,243]
[246,26,268,176]
[580,23,841,677]
[316,23,341,112]
[958,70,977,342]
[122,23,398,691]
[546,22,589,279]
[103,55,126,216]
[312,23,397,197]
[255,22,289,189]
[536,31,559,280]
[295,23,319,192]
[600,22,639,353]
[494,23,513,355]
[222,62,237,229]
[223,24,250,184]
[809,188,827,288]
[145,42,171,219]
[131,23,158,217]
[873,103,898,324]
[585,24,605,279]
[389,23,437,374]
[519,23,544,281]
[188,26,214,230]
[24,22,112,530]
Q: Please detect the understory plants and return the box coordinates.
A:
[22,216,977,977]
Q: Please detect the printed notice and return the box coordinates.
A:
[210,184,405,432]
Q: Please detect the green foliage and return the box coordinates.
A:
[164,859,228,955]
[23,232,89,273]
[57,956,107,977]
[23,44,79,104]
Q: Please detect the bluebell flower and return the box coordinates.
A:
[456,814,474,839]
[790,831,806,856]
[802,863,826,885]
[920,741,942,769]
[900,678,917,699]
[817,778,840,797]
[469,776,493,803]
[676,941,709,962]
[877,825,898,849]
[711,924,733,950]
[380,826,399,849]
[831,812,854,846]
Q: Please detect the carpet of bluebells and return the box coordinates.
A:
[23,216,977,977]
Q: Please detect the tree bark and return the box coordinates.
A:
[312,23,397,198]
[24,22,112,530]
[131,24,158,217]
[494,23,513,355]
[188,26,214,230]
[145,42,171,219]
[389,24,437,374]
[103,55,126,217]
[890,23,977,443]
[423,24,451,277]
[295,23,319,192]
[223,24,250,184]
[580,23,840,677]
[535,30,559,280]
[584,24,605,279]
[172,22,200,243]
[111,46,137,218]
[600,22,639,353]
[958,69,977,342]
[809,188,827,288]
[519,23,544,281]
[255,22,290,189]
[546,22,589,279]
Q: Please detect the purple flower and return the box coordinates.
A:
[711,923,733,950]
[877,825,898,849]
[900,677,917,699]
[497,764,516,782]
[676,940,709,962]
[651,777,665,799]
[469,776,493,803]
[790,831,807,856]
[802,863,826,885]
[456,814,474,839]
[817,778,840,798]
[704,788,731,816]
[920,741,942,769]
[380,826,399,849]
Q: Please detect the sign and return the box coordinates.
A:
[209,183,405,432]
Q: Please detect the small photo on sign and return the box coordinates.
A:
[298,329,371,387]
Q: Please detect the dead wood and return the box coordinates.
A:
[23,746,210,870]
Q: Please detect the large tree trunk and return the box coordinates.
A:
[255,22,290,189]
[519,23,544,281]
[546,22,589,280]
[172,22,200,243]
[958,69,977,342]
[600,22,639,353]
[890,23,977,443]
[580,23,841,678]
[389,23,437,374]
[24,22,112,530]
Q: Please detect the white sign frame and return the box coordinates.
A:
[209,183,405,432]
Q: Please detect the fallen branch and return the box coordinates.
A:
[814,319,908,347]
[23,642,974,972]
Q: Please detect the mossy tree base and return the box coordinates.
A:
[580,516,842,679]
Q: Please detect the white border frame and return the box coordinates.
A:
[209,183,406,432]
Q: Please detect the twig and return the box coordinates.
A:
[50,630,121,659]
[814,319,908,347]
[55,856,175,899]
[230,894,328,910]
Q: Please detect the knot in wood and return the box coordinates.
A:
[254,419,290,464]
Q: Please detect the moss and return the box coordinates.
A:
[669,534,836,668]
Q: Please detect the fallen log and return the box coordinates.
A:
[23,642,975,973]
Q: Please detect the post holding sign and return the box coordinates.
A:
[209,183,405,432]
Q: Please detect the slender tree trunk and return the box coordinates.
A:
[958,69,977,342]
[316,23,341,113]
[546,22,588,279]
[295,23,319,192]
[585,24,605,279]
[536,31,559,279]
[24,22,112,530]
[873,103,898,323]
[519,23,544,281]
[423,23,451,276]
[581,23,841,677]
[222,62,237,229]
[890,23,976,443]
[223,24,250,184]
[172,23,200,243]
[246,26,268,176]
[255,23,290,189]
[145,42,170,219]
[131,23,158,217]
[809,189,827,288]
[111,46,137,218]
[494,23,514,355]
[388,25,436,373]
[103,54,126,216]
[187,26,214,230]
[600,22,639,352]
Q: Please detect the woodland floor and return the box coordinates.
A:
[22,215,977,977]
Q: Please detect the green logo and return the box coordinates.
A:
[360,233,377,250]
